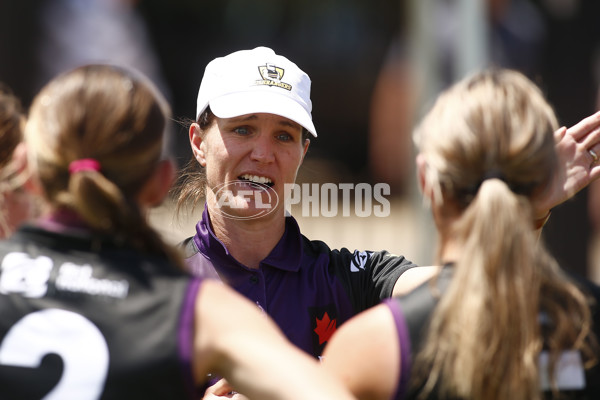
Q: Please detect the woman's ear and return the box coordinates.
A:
[301,139,310,163]
[12,142,42,195]
[137,159,175,208]
[417,152,439,207]
[189,123,206,167]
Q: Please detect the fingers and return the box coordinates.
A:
[582,125,600,151]
[561,111,600,169]
[567,110,600,141]
[204,378,235,397]
[590,165,600,183]
[554,126,567,142]
[588,150,600,174]
[584,125,600,169]
[590,147,600,178]
[203,392,244,399]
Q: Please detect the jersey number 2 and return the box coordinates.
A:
[0,309,109,399]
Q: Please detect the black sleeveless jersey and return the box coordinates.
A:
[387,266,600,400]
[0,224,203,399]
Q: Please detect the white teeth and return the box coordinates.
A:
[240,174,272,184]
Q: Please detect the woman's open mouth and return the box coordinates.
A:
[238,174,274,188]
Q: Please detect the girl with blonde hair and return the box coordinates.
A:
[323,69,600,400]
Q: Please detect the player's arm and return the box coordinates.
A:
[321,303,400,400]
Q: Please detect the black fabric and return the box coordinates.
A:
[396,267,453,357]
[0,225,198,399]
[306,239,417,314]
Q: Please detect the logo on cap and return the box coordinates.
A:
[256,64,292,91]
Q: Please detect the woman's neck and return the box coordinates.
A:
[433,205,463,265]
[436,226,462,266]
[208,207,286,269]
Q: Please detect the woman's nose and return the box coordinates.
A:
[250,135,275,163]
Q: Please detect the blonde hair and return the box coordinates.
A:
[25,64,182,266]
[412,69,596,399]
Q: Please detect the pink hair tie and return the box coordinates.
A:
[69,158,101,174]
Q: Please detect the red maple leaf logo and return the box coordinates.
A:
[314,312,337,345]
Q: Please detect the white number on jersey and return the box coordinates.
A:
[0,309,110,399]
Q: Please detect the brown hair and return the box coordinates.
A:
[412,69,596,399]
[172,109,215,216]
[25,64,182,266]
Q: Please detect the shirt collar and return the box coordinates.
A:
[194,204,303,272]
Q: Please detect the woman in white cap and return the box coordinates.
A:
[176,46,600,365]
[0,64,355,400]
[177,47,422,365]
[322,69,600,400]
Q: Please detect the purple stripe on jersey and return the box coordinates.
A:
[179,277,204,399]
[384,298,412,400]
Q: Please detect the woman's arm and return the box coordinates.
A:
[193,280,356,400]
[322,304,401,400]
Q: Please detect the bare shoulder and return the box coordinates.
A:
[393,266,439,296]
[322,304,400,400]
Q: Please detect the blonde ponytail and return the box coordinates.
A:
[412,69,597,399]
[415,179,543,399]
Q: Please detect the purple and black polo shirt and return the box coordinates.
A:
[182,205,417,358]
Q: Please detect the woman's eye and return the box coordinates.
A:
[234,127,250,135]
[277,132,293,142]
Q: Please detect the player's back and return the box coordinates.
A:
[0,224,199,400]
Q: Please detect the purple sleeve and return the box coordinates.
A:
[178,277,204,399]
[383,298,412,400]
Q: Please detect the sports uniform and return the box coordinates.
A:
[384,266,600,400]
[0,223,203,399]
[182,206,417,358]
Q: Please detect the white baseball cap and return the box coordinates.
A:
[195,46,317,137]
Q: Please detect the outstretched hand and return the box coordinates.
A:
[532,111,600,220]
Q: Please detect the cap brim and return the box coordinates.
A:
[209,91,317,137]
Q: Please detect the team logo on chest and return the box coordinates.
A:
[308,304,338,356]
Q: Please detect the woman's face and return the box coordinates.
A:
[190,112,309,221]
